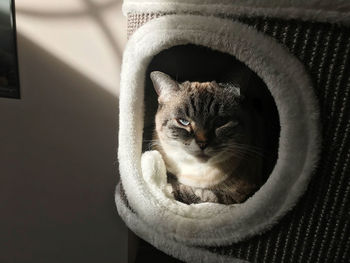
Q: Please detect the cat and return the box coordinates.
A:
[150,70,267,205]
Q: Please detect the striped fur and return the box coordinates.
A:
[151,71,273,204]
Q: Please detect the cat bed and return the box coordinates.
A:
[115,12,324,262]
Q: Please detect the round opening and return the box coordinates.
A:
[117,15,320,247]
[143,44,280,205]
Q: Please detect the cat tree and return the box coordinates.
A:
[115,1,350,262]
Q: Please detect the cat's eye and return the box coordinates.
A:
[229,120,239,128]
[177,118,190,126]
[215,118,230,127]
[215,117,239,128]
[215,120,239,137]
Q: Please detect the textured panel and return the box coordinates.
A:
[209,17,350,263]
[127,13,165,37]
[126,14,350,263]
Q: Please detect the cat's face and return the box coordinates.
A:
[151,71,251,163]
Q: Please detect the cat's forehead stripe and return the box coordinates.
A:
[186,89,224,118]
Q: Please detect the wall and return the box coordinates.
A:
[0,0,128,262]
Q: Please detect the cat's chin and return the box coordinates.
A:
[195,153,210,163]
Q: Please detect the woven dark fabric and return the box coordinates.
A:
[126,14,350,263]
[206,17,350,263]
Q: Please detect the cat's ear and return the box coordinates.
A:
[232,85,241,98]
[150,71,179,102]
[210,80,219,87]
[218,82,242,99]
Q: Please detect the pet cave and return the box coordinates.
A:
[116,1,350,262]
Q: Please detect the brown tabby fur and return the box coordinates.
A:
[151,71,265,205]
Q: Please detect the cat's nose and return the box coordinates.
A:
[197,141,208,150]
[195,131,207,150]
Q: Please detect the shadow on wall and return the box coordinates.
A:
[16,0,124,65]
[0,32,127,262]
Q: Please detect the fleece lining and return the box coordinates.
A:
[116,14,321,261]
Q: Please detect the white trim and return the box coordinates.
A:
[123,0,350,25]
[116,14,321,257]
[115,185,249,263]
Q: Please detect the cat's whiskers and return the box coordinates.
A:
[229,148,264,158]
[230,142,264,153]
[223,145,265,159]
[232,144,265,154]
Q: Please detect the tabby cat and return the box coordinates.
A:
[150,71,266,205]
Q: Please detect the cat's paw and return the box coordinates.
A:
[194,188,218,203]
[163,183,174,198]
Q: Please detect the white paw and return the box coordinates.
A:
[164,183,174,198]
[194,188,218,203]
